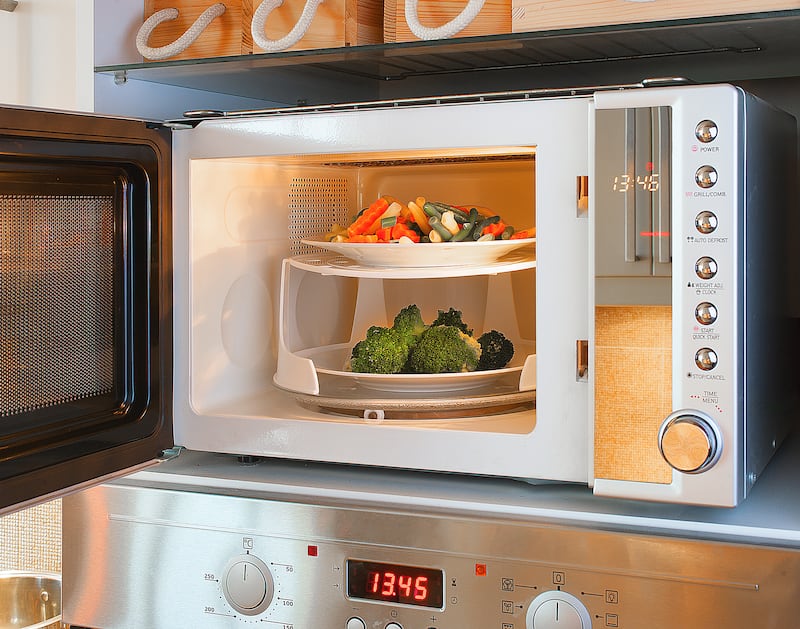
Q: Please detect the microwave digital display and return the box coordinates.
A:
[611,172,661,192]
[346,560,444,608]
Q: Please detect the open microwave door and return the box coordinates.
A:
[0,107,173,515]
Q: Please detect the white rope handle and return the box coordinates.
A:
[251,0,325,53]
[136,2,226,61]
[404,0,486,40]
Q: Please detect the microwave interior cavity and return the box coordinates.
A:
[188,146,538,429]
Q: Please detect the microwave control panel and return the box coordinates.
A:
[592,83,796,506]
[63,480,800,629]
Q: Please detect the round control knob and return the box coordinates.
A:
[526,591,591,629]
[695,120,718,143]
[346,619,366,629]
[659,412,722,473]
[694,256,718,280]
[222,555,274,616]
[694,302,718,326]
[695,165,718,188]
[694,211,718,234]
[694,347,718,371]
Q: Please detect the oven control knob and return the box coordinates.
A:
[526,591,591,629]
[222,555,274,616]
[695,165,718,188]
[659,412,722,473]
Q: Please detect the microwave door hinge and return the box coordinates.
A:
[158,446,185,462]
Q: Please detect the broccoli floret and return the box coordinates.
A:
[392,304,427,348]
[431,307,473,336]
[406,325,482,373]
[349,326,410,374]
[477,330,515,371]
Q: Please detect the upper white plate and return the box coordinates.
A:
[301,237,535,268]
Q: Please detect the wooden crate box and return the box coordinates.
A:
[511,0,800,33]
[384,0,511,42]
[141,0,382,61]
[256,0,382,51]
[142,0,253,60]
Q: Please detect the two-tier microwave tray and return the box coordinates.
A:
[274,240,536,416]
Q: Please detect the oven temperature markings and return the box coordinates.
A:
[204,608,236,618]
[271,562,294,570]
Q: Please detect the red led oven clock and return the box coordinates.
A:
[346,560,444,609]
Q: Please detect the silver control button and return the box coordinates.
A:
[695,211,718,234]
[385,623,403,629]
[346,618,366,629]
[695,120,719,143]
[695,348,718,371]
[695,302,718,326]
[695,257,718,280]
[695,165,718,188]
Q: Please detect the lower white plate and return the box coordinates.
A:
[297,343,529,393]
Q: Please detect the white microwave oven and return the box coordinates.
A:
[0,81,796,510]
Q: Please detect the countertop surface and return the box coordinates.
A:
[124,429,800,548]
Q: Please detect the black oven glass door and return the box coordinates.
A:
[0,107,173,514]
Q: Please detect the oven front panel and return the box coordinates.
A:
[63,481,800,629]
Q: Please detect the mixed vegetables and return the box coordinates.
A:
[324,196,535,244]
[349,304,515,374]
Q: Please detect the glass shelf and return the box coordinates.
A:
[97,11,800,107]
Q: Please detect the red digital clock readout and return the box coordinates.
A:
[347,560,444,609]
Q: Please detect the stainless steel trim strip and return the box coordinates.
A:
[179,77,691,123]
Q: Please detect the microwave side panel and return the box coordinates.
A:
[170,98,592,482]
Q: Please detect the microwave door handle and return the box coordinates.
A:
[624,109,637,263]
[654,106,672,265]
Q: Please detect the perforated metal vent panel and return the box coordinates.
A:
[288,177,349,256]
[1,194,116,417]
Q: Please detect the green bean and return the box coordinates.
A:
[451,222,474,241]
[428,216,453,241]
[431,202,470,222]
[472,215,501,240]
[423,202,443,219]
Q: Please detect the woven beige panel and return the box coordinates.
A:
[594,306,672,484]
[0,500,62,574]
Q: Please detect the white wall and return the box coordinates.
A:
[0,0,94,110]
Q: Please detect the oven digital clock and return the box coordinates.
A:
[346,559,444,609]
